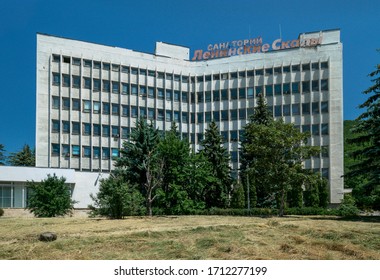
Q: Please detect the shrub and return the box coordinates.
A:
[27,174,76,217]
[338,195,360,217]
[89,175,145,219]
[0,208,4,217]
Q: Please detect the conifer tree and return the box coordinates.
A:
[8,144,35,166]
[200,121,232,208]
[0,144,5,166]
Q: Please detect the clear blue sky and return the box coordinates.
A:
[0,0,379,156]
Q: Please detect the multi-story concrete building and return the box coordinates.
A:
[1,29,344,209]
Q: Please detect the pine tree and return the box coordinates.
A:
[0,144,5,166]
[346,61,380,210]
[200,121,232,208]
[8,144,35,166]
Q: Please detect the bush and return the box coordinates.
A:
[0,208,4,217]
[27,174,76,217]
[338,195,360,217]
[89,175,145,219]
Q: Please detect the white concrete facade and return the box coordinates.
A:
[34,30,344,204]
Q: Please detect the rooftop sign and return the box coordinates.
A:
[192,35,323,61]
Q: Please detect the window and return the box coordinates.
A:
[213,90,220,101]
[157,109,164,121]
[62,98,70,110]
[72,76,80,88]
[302,63,310,71]
[62,145,70,157]
[83,123,91,135]
[239,88,246,99]
[302,125,310,133]
[312,102,319,114]
[93,79,100,91]
[72,145,80,157]
[283,66,290,73]
[292,104,300,115]
[321,146,329,157]
[291,64,300,72]
[112,126,120,137]
[72,122,80,134]
[247,87,254,98]
[93,102,100,114]
[52,144,60,156]
[221,89,228,101]
[312,80,319,91]
[83,100,91,113]
[302,81,310,93]
[112,64,120,72]
[230,72,237,79]
[63,56,70,64]
[205,112,211,122]
[321,79,329,91]
[52,120,60,132]
[321,62,328,69]
[131,106,138,118]
[213,111,220,122]
[157,88,164,99]
[83,77,91,89]
[166,111,172,122]
[102,80,110,92]
[52,73,60,85]
[191,113,195,123]
[231,151,238,162]
[283,83,290,94]
[255,86,263,96]
[197,92,203,103]
[274,105,282,117]
[274,84,282,95]
[197,112,203,123]
[63,74,70,87]
[93,61,101,69]
[112,81,119,94]
[102,125,110,137]
[111,104,119,115]
[166,90,172,101]
[93,124,100,136]
[122,127,130,139]
[255,69,264,75]
[265,85,273,96]
[230,131,238,142]
[230,109,238,120]
[321,123,329,135]
[230,89,238,100]
[182,112,188,123]
[213,74,220,80]
[71,98,80,111]
[310,124,319,136]
[102,148,110,159]
[302,103,310,115]
[72,58,81,66]
[321,101,328,113]
[221,131,228,142]
[174,111,180,123]
[239,130,245,141]
[197,133,204,142]
[174,91,180,102]
[182,91,188,102]
[283,105,290,116]
[62,121,70,133]
[312,62,319,70]
[148,108,155,119]
[102,63,110,70]
[52,54,60,63]
[274,67,282,74]
[83,146,91,158]
[122,83,129,95]
[265,68,273,75]
[122,105,129,117]
[102,102,110,114]
[93,147,100,159]
[112,148,119,158]
[140,107,146,118]
[239,108,246,120]
[84,60,92,67]
[292,82,300,94]
[221,110,228,121]
[52,96,60,109]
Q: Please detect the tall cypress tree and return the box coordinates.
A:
[346,61,380,210]
[200,121,232,208]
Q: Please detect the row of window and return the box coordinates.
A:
[52,73,329,98]
[52,144,119,159]
[52,96,329,121]
[52,54,329,81]
[52,118,329,142]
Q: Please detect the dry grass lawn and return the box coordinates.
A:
[1,215,379,260]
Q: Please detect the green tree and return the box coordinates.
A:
[230,183,246,209]
[156,123,192,214]
[26,174,76,217]
[200,121,232,208]
[346,61,380,210]
[89,175,144,219]
[241,96,320,216]
[8,144,35,166]
[0,144,5,166]
[114,118,161,216]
